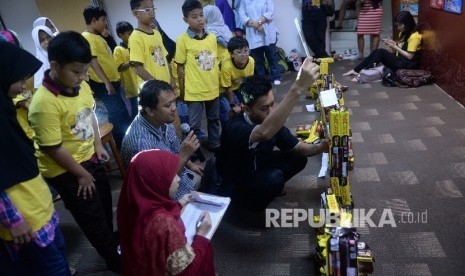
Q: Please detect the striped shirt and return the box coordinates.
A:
[0,191,59,247]
[121,115,195,199]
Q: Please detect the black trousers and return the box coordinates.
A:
[302,18,329,58]
[233,152,308,211]
[46,161,120,268]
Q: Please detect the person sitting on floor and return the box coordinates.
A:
[121,80,204,200]
[118,149,215,276]
[216,58,329,213]
[343,11,422,80]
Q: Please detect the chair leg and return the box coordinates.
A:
[108,135,126,178]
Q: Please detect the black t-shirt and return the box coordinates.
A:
[217,113,299,183]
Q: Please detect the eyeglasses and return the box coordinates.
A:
[134,7,157,14]
[233,49,249,56]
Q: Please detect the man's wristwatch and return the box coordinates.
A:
[258,20,263,26]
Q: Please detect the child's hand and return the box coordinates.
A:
[77,171,96,199]
[105,82,116,95]
[95,144,110,163]
[9,220,35,245]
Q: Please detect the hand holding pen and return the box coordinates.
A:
[195,211,212,237]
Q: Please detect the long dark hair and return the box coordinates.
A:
[372,0,383,9]
[395,11,417,43]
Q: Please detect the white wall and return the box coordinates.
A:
[0,0,393,59]
[0,0,41,54]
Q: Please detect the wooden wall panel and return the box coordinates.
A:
[35,0,90,33]
[418,0,465,104]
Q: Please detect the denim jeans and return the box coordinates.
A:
[187,98,220,149]
[0,227,71,276]
[128,96,138,120]
[250,43,282,81]
[219,93,241,125]
[88,80,131,149]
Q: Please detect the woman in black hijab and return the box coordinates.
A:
[0,41,73,275]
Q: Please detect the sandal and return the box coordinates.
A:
[351,75,360,83]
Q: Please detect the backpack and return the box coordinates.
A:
[358,65,384,83]
[395,69,433,88]
[265,47,289,73]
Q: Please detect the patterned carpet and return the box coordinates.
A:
[57,59,465,275]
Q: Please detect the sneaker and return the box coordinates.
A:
[350,54,363,61]
[273,80,281,85]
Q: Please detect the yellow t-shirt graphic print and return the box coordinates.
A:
[196,50,216,71]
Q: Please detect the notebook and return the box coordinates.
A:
[181,192,231,245]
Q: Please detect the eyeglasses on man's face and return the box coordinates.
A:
[233,49,250,56]
[134,7,156,14]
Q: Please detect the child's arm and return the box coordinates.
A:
[43,146,96,199]
[92,112,110,163]
[177,63,186,101]
[90,58,115,95]
[133,63,156,81]
[225,87,241,114]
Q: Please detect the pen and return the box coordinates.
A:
[196,215,204,228]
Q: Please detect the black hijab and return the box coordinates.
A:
[0,41,42,191]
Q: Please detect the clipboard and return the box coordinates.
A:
[181,192,231,245]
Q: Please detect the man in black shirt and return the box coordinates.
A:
[217,58,329,211]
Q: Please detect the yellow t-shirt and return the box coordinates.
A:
[174,33,219,101]
[114,45,139,98]
[128,29,171,85]
[220,56,255,91]
[29,81,96,178]
[406,31,422,52]
[12,90,34,139]
[217,44,229,64]
[0,174,53,241]
[82,31,119,83]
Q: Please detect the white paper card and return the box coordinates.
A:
[320,89,338,107]
[306,104,315,112]
[318,152,329,177]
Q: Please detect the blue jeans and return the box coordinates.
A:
[88,80,131,149]
[128,96,138,120]
[250,43,281,81]
[219,93,241,125]
[187,98,220,149]
[0,227,71,276]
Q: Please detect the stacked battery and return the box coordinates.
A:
[311,59,374,276]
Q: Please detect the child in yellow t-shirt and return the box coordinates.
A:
[129,0,172,85]
[114,21,139,119]
[28,31,121,273]
[82,6,131,149]
[0,38,71,275]
[219,37,255,125]
[175,0,220,151]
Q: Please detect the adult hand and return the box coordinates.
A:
[178,193,192,207]
[95,144,110,163]
[295,57,320,89]
[188,162,204,176]
[105,82,115,95]
[195,211,212,237]
[320,139,330,153]
[257,25,264,33]
[179,131,200,160]
[9,220,35,246]
[77,171,96,199]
